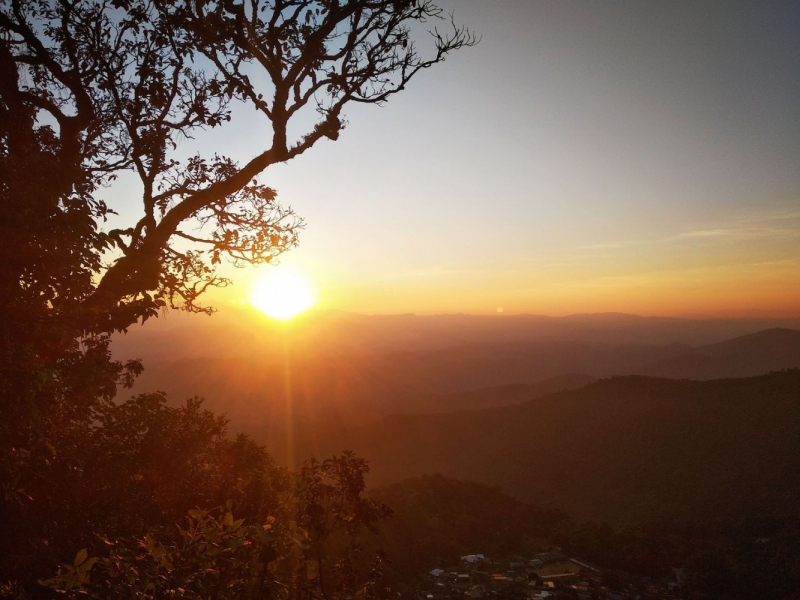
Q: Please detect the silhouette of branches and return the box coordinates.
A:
[1,0,475,331]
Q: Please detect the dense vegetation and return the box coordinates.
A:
[0,1,472,597]
[4,393,390,598]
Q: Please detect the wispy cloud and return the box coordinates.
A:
[579,204,800,253]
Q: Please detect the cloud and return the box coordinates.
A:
[579,203,800,253]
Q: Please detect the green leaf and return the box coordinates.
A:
[77,557,98,575]
[74,549,88,567]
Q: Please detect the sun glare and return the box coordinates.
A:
[250,270,316,320]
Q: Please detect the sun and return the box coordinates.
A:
[250,270,316,320]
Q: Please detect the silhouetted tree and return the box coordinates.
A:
[2,0,475,330]
[0,0,475,500]
[0,1,473,596]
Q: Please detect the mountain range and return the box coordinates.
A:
[125,327,800,449]
[303,370,800,526]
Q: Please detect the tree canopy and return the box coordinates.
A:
[0,1,474,597]
[2,0,475,329]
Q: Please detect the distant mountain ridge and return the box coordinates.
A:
[128,328,800,441]
[303,370,800,526]
[635,328,800,379]
[390,373,597,414]
[113,308,800,363]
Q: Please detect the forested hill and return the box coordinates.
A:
[366,475,558,582]
[365,475,800,598]
[306,370,800,526]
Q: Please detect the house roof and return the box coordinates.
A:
[570,558,601,572]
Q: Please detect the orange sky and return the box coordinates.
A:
[109,1,800,319]
[221,249,800,318]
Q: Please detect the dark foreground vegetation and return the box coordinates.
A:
[0,0,472,597]
[4,395,391,598]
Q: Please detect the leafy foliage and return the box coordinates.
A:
[0,3,471,596]
[41,462,390,600]
[2,0,475,330]
[3,387,390,598]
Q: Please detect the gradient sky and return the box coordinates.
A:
[110,0,800,317]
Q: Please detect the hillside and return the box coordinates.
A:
[366,475,558,581]
[636,328,800,379]
[391,373,597,414]
[306,370,800,526]
[366,475,800,598]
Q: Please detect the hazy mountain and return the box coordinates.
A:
[125,338,684,439]
[304,370,800,526]
[635,328,800,379]
[394,373,597,414]
[126,328,800,447]
[113,308,800,364]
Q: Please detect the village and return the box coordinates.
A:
[414,550,689,600]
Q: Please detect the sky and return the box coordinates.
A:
[111,0,800,317]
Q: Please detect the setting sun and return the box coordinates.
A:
[250,270,316,320]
